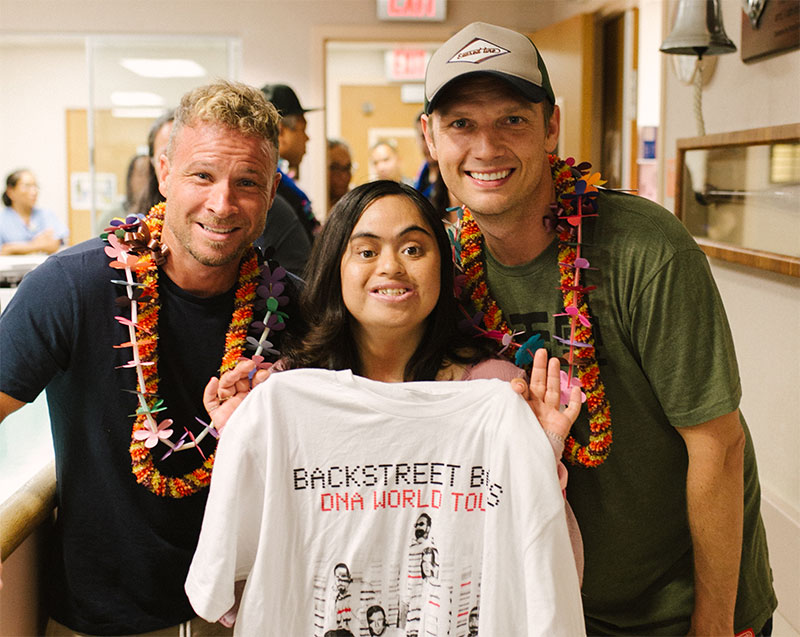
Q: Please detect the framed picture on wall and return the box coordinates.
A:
[675,123,800,278]
[741,0,800,62]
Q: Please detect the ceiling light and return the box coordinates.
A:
[111,91,165,107]
[120,58,206,78]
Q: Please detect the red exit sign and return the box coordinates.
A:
[385,49,429,81]
[376,0,446,21]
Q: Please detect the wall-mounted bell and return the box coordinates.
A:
[660,0,737,58]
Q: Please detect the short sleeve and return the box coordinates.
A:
[630,248,741,427]
[0,256,77,402]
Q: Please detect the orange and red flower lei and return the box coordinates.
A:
[105,203,260,497]
[457,155,613,467]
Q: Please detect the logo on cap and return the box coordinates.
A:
[448,38,510,64]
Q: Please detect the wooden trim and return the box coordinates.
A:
[675,123,800,278]
[0,461,56,561]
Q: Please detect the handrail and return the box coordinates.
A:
[0,460,56,561]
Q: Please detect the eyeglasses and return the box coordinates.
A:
[329,163,353,173]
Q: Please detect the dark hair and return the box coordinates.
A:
[3,169,29,207]
[417,512,432,526]
[366,605,385,622]
[333,562,351,578]
[283,180,492,381]
[420,546,439,580]
[124,154,150,212]
[147,109,175,159]
[135,110,175,215]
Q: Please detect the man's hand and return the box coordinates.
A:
[202,359,273,434]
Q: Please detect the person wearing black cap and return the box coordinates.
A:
[261,83,321,241]
[421,22,775,637]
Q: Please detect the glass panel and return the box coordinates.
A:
[79,36,240,239]
[681,142,800,258]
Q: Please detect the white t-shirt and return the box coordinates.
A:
[186,368,584,636]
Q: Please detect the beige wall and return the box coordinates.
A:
[0,0,598,222]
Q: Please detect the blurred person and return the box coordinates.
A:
[127,110,176,217]
[1,168,68,254]
[369,139,412,185]
[100,153,152,229]
[327,138,353,211]
[413,111,438,199]
[0,80,301,636]
[261,83,321,240]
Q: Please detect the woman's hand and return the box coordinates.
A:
[203,359,273,434]
[511,348,582,443]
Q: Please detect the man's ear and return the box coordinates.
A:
[157,153,170,199]
[269,171,281,208]
[420,114,438,162]
[544,104,560,154]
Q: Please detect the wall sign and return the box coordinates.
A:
[376,0,446,21]
[741,0,800,62]
[384,49,429,81]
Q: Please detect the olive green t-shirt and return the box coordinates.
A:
[482,190,775,635]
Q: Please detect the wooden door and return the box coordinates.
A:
[340,85,425,189]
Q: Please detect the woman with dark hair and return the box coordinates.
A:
[282,180,492,382]
[134,109,175,215]
[1,169,68,254]
[190,181,584,633]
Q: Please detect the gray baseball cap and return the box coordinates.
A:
[424,22,555,114]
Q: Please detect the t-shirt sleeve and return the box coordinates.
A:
[464,358,526,382]
[0,256,76,402]
[185,392,267,623]
[630,247,741,427]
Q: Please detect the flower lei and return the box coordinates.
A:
[103,203,289,497]
[456,155,613,467]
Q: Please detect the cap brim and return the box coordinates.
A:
[425,71,549,114]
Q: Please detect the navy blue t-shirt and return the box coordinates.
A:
[0,238,294,634]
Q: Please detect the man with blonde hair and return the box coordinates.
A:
[0,80,299,635]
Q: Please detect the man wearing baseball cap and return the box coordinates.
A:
[261,83,321,240]
[422,22,775,636]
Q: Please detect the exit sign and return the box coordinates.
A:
[385,49,429,81]
[376,0,446,21]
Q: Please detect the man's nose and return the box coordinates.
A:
[208,180,236,215]
[472,127,504,159]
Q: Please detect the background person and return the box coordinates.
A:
[130,109,176,217]
[421,21,776,636]
[99,153,152,229]
[261,82,321,240]
[369,139,412,185]
[328,138,353,211]
[0,80,297,636]
[412,112,437,199]
[1,169,68,254]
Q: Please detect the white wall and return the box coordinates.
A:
[0,41,86,223]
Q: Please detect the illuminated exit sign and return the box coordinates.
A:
[377,0,447,21]
[385,49,429,81]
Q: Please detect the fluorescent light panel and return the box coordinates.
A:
[112,107,167,119]
[111,91,164,107]
[120,57,206,78]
